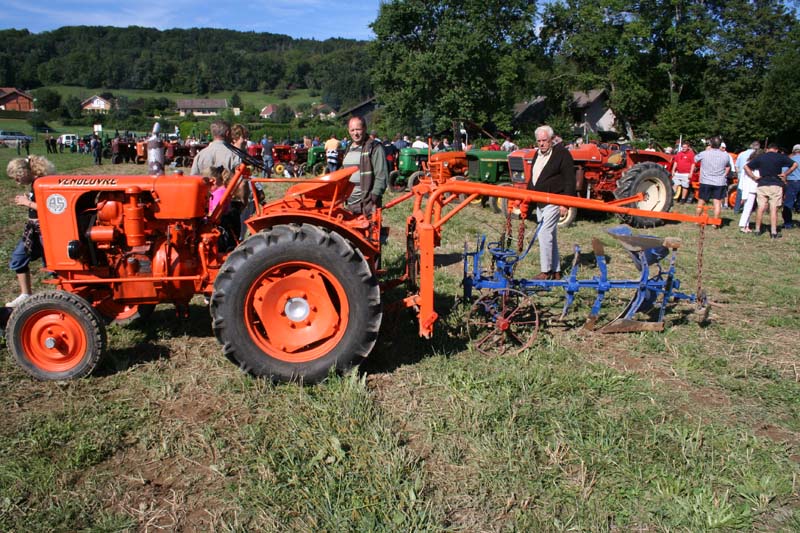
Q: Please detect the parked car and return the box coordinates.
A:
[0,130,33,146]
[57,133,79,147]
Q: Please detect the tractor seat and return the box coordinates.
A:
[603,151,626,170]
[286,167,357,202]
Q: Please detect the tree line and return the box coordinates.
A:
[369,0,800,149]
[0,26,372,112]
[3,1,799,149]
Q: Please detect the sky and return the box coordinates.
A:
[0,0,384,41]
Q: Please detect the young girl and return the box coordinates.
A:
[6,155,55,307]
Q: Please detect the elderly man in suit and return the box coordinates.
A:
[526,125,576,280]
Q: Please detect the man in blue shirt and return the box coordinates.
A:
[745,143,798,238]
[783,144,800,228]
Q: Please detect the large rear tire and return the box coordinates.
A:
[210,224,382,383]
[388,170,404,192]
[407,170,425,191]
[614,162,673,227]
[8,291,107,380]
[312,162,326,176]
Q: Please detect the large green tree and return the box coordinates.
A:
[370,0,539,133]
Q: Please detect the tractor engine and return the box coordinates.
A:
[34,175,214,304]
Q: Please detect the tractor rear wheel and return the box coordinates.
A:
[312,162,326,176]
[614,162,673,227]
[727,184,738,209]
[388,170,404,192]
[210,224,382,383]
[407,171,425,191]
[7,291,107,380]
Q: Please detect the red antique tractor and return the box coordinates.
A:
[508,142,674,227]
[5,144,720,383]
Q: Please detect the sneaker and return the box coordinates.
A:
[6,293,31,307]
[739,227,752,233]
[770,233,782,239]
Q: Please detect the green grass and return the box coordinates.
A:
[1,148,799,530]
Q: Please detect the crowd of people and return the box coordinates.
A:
[668,137,800,239]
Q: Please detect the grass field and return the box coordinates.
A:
[0,144,799,531]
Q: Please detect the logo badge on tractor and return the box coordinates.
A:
[46,194,67,215]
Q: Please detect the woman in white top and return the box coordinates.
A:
[738,149,762,232]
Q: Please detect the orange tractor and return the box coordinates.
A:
[5,144,720,382]
[509,142,674,227]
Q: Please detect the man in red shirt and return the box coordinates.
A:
[670,141,695,203]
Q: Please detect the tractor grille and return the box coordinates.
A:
[509,156,526,183]
[468,159,480,181]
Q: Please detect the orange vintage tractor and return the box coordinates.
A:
[5,144,720,383]
[508,142,674,227]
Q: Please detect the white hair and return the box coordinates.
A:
[535,125,554,139]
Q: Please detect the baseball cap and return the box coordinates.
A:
[720,142,727,149]
[793,144,800,153]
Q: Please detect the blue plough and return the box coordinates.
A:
[462,224,709,355]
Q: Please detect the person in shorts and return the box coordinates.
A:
[746,143,798,238]
[670,141,694,203]
[692,136,730,227]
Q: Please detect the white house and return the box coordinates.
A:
[81,95,112,114]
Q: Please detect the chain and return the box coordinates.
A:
[504,208,513,250]
[517,213,526,254]
[696,222,705,298]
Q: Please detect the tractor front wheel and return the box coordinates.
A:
[7,291,107,380]
[210,224,382,383]
[614,162,673,227]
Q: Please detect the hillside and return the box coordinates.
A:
[0,26,372,111]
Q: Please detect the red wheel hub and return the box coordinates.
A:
[246,264,348,362]
[22,310,88,372]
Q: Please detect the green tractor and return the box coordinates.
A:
[466,149,510,184]
[465,149,511,212]
[389,147,430,191]
[303,146,345,176]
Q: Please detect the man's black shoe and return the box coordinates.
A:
[770,233,782,239]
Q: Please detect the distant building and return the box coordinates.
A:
[570,89,616,134]
[81,95,112,114]
[0,87,35,112]
[511,96,547,128]
[259,104,278,119]
[176,98,228,117]
[337,96,377,123]
[512,89,617,135]
[312,104,337,120]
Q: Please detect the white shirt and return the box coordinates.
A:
[531,150,552,186]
